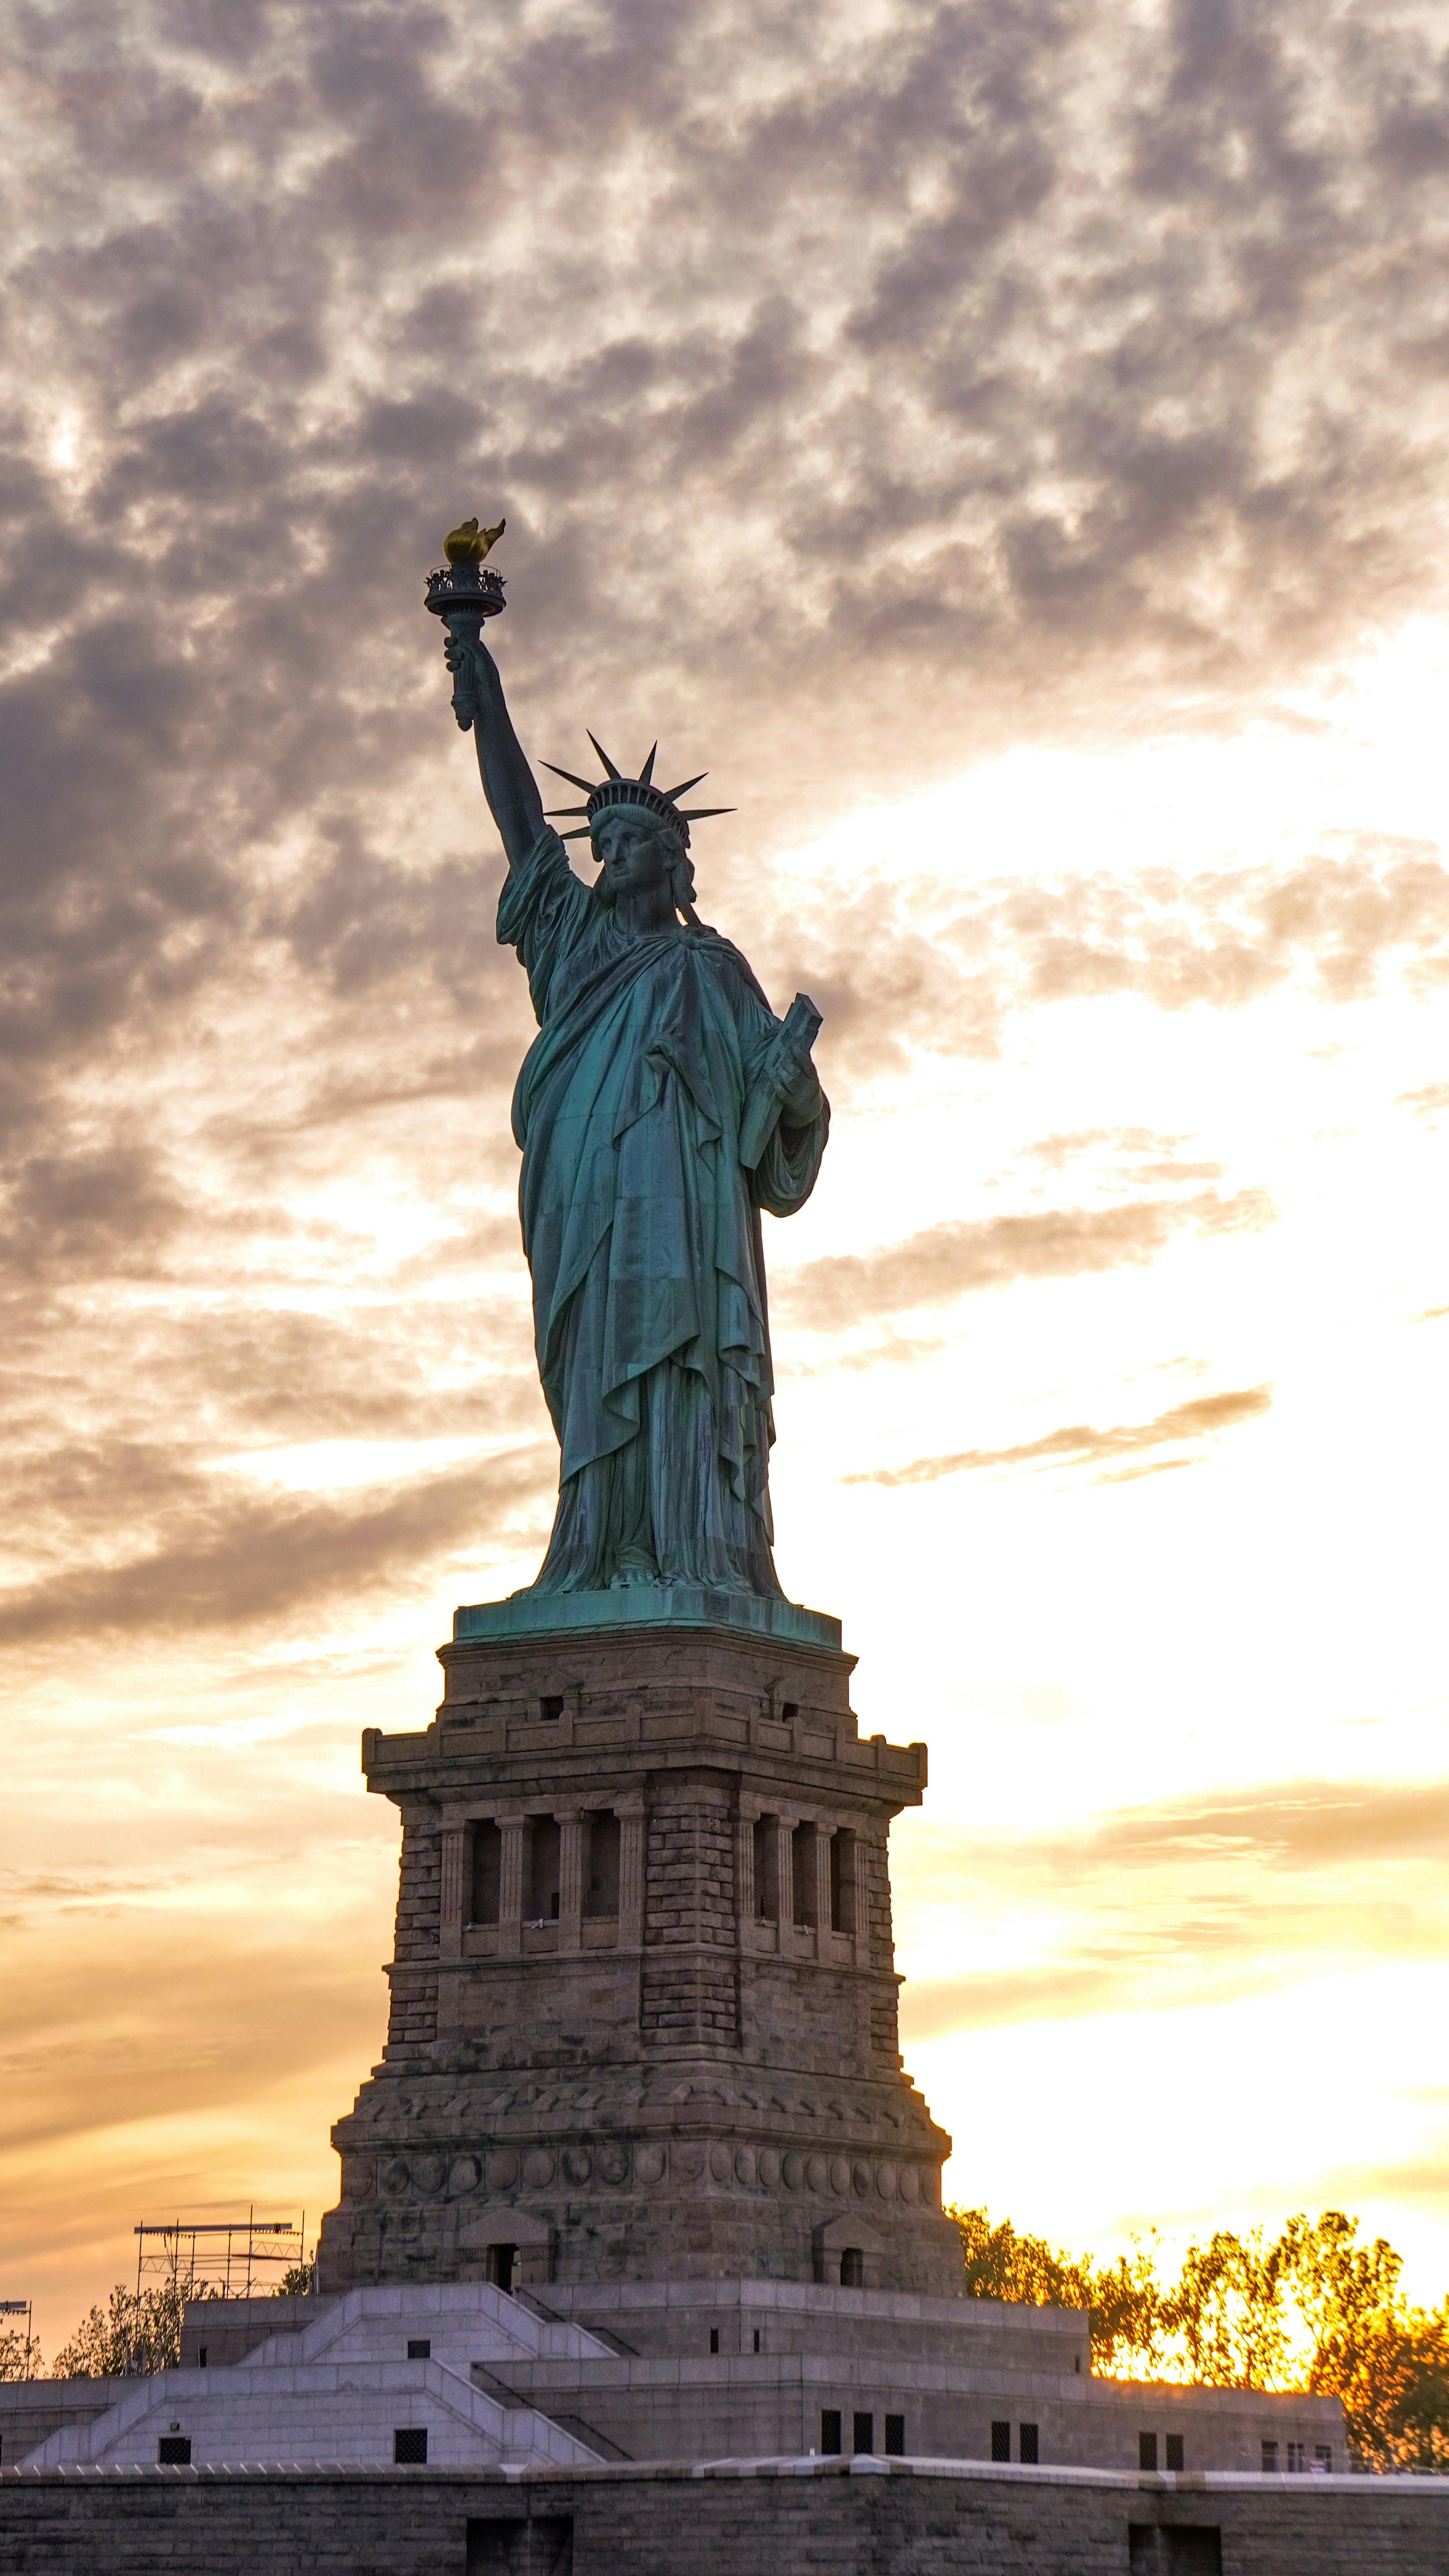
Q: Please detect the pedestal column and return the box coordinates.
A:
[773,1815,796,1928]
[735,1810,756,1927]
[439,1826,468,1962]
[497,1811,526,1956]
[618,1800,645,1947]
[812,1824,832,1951]
[558,1808,585,1948]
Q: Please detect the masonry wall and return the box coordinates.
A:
[4,2459,1448,2576]
[319,1615,962,2297]
[0,2381,118,2464]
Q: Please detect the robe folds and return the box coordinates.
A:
[498,828,829,1596]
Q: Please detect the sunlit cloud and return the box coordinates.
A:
[845,1381,1273,1486]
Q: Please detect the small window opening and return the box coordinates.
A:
[486,2243,516,2293]
[840,2247,865,2288]
[1287,2440,1306,2472]
[394,2426,428,2465]
[780,1700,798,1722]
[471,1820,502,1926]
[1019,2422,1038,2464]
[1140,2431,1158,2471]
[853,2410,874,2455]
[885,2413,905,2457]
[830,1830,857,1934]
[1313,2445,1332,2472]
[1166,2433,1184,2471]
[585,1810,621,1917]
[821,2409,842,2455]
[991,2421,1011,2463]
[792,1821,817,1926]
[539,1694,564,1722]
[1074,2353,1081,2374]
[157,2436,191,2466]
[709,2327,720,2354]
[198,2347,207,2369]
[1261,2439,1279,2473]
[408,2338,431,2360]
[527,1815,561,1924]
[753,2329,761,2353]
[754,1815,779,1921]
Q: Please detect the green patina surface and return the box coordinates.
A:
[441,614,830,1605]
[453,1586,841,1652]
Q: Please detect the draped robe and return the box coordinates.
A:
[498,828,830,1596]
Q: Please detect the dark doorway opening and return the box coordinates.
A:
[486,2243,517,2293]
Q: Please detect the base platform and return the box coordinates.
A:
[453,1588,841,1653]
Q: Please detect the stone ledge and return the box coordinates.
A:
[4,2455,1445,2491]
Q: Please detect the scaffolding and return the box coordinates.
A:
[133,2211,307,2300]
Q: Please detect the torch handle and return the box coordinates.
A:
[445,611,486,733]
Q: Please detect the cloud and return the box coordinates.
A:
[1020,1128,1223,1181]
[1398,1078,1449,1120]
[787,1188,1273,1331]
[761,842,1449,1080]
[896,1774,1449,2041]
[1084,1777,1449,1871]
[0,1138,187,1281]
[848,1382,1273,1486]
[0,1444,552,1648]
[0,1903,390,2160]
[2,0,1449,1118]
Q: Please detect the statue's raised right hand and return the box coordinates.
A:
[443,630,491,679]
[441,629,492,734]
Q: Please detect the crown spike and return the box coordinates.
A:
[660,772,707,801]
[558,826,596,840]
[542,760,598,793]
[586,731,622,779]
[677,806,735,821]
[545,804,592,818]
[638,742,658,786]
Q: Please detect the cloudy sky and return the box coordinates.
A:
[2,0,1447,2351]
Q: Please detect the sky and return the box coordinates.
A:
[0,0,1447,2357]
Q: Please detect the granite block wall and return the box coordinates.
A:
[319,1615,962,2296]
[4,2458,1448,2576]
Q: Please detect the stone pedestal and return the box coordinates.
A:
[317,1592,960,2296]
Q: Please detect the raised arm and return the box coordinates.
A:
[443,631,547,870]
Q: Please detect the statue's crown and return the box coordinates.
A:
[542,736,732,852]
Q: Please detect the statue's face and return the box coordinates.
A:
[592,809,674,901]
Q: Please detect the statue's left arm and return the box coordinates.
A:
[739,990,830,1217]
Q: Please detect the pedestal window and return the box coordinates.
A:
[471,1821,502,1926]
[754,1815,780,1920]
[830,1829,857,1933]
[792,1821,817,1925]
[526,1816,561,1924]
[586,1811,621,1917]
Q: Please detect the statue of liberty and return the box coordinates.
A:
[440,611,829,1601]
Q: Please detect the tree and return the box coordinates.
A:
[51,2278,222,2379]
[272,2260,317,2297]
[1165,2225,1294,2390]
[0,2326,42,2382]
[950,2202,1449,2470]
[1278,2212,1449,2471]
[952,2205,1168,2377]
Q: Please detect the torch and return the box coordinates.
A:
[424,516,506,730]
